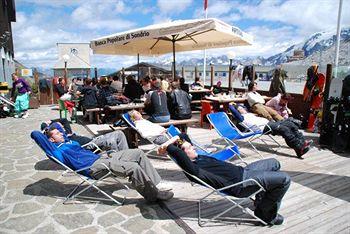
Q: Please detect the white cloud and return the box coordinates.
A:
[193,0,241,20]
[152,15,172,24]
[71,2,136,31]
[114,1,130,14]
[157,0,193,15]
[238,0,350,37]
[17,0,84,7]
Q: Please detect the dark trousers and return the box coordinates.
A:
[266,120,305,150]
[235,158,291,222]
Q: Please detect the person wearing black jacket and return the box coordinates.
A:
[55,77,66,97]
[124,75,144,100]
[179,77,189,93]
[76,78,99,109]
[159,135,290,226]
[169,82,192,120]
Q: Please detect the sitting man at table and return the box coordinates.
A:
[41,118,129,152]
[144,79,170,123]
[168,81,192,120]
[158,134,290,226]
[179,77,189,93]
[210,81,224,95]
[191,77,204,89]
[44,126,174,202]
[124,75,144,101]
[141,76,152,93]
[246,82,283,121]
[230,104,312,158]
[98,78,129,106]
[76,78,99,110]
[266,93,293,119]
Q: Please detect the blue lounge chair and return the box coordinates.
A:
[207,112,268,158]
[31,131,129,205]
[121,113,212,157]
[228,104,282,150]
[167,146,266,226]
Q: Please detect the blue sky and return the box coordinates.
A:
[13,0,350,69]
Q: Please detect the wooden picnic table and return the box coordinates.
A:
[189,88,211,94]
[86,102,145,124]
[205,95,271,111]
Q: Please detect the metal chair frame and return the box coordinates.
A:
[31,131,130,205]
[207,112,280,158]
[168,148,267,227]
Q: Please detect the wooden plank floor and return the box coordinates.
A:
[147,126,350,234]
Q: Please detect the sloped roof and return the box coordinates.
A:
[108,62,171,76]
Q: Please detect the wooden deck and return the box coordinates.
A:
[144,126,350,233]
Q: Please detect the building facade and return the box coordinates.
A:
[0,0,16,83]
[53,43,91,79]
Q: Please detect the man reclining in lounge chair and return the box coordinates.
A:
[44,126,173,202]
[41,118,129,152]
[230,104,312,158]
[158,135,291,226]
[128,110,171,145]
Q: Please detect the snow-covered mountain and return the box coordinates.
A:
[27,27,350,77]
[265,27,350,65]
[153,27,350,67]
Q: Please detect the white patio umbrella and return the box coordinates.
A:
[90,18,253,78]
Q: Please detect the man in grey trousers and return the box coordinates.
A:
[45,127,173,202]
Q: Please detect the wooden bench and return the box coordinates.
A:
[191,100,202,104]
[85,103,145,124]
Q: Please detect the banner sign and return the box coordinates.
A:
[21,69,33,77]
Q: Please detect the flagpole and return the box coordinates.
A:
[203,0,208,87]
[334,0,343,78]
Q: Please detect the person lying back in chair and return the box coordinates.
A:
[230,104,312,158]
[41,118,129,152]
[128,110,171,145]
[158,135,291,226]
[44,126,173,202]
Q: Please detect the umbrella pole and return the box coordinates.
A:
[172,35,176,80]
[137,53,140,81]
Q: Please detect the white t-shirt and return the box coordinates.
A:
[247,91,265,107]
[242,113,269,131]
[135,119,166,140]
[110,80,123,93]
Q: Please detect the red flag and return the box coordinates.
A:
[204,0,208,10]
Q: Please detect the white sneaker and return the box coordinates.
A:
[22,112,29,119]
[14,114,19,118]
[156,181,172,191]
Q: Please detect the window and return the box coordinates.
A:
[199,72,202,76]
[223,72,226,77]
[215,72,218,76]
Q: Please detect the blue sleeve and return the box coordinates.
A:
[228,104,244,122]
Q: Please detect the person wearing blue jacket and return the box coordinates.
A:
[45,127,173,202]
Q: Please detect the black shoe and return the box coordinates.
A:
[269,214,284,225]
[254,208,284,226]
[295,141,312,158]
[156,190,174,201]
